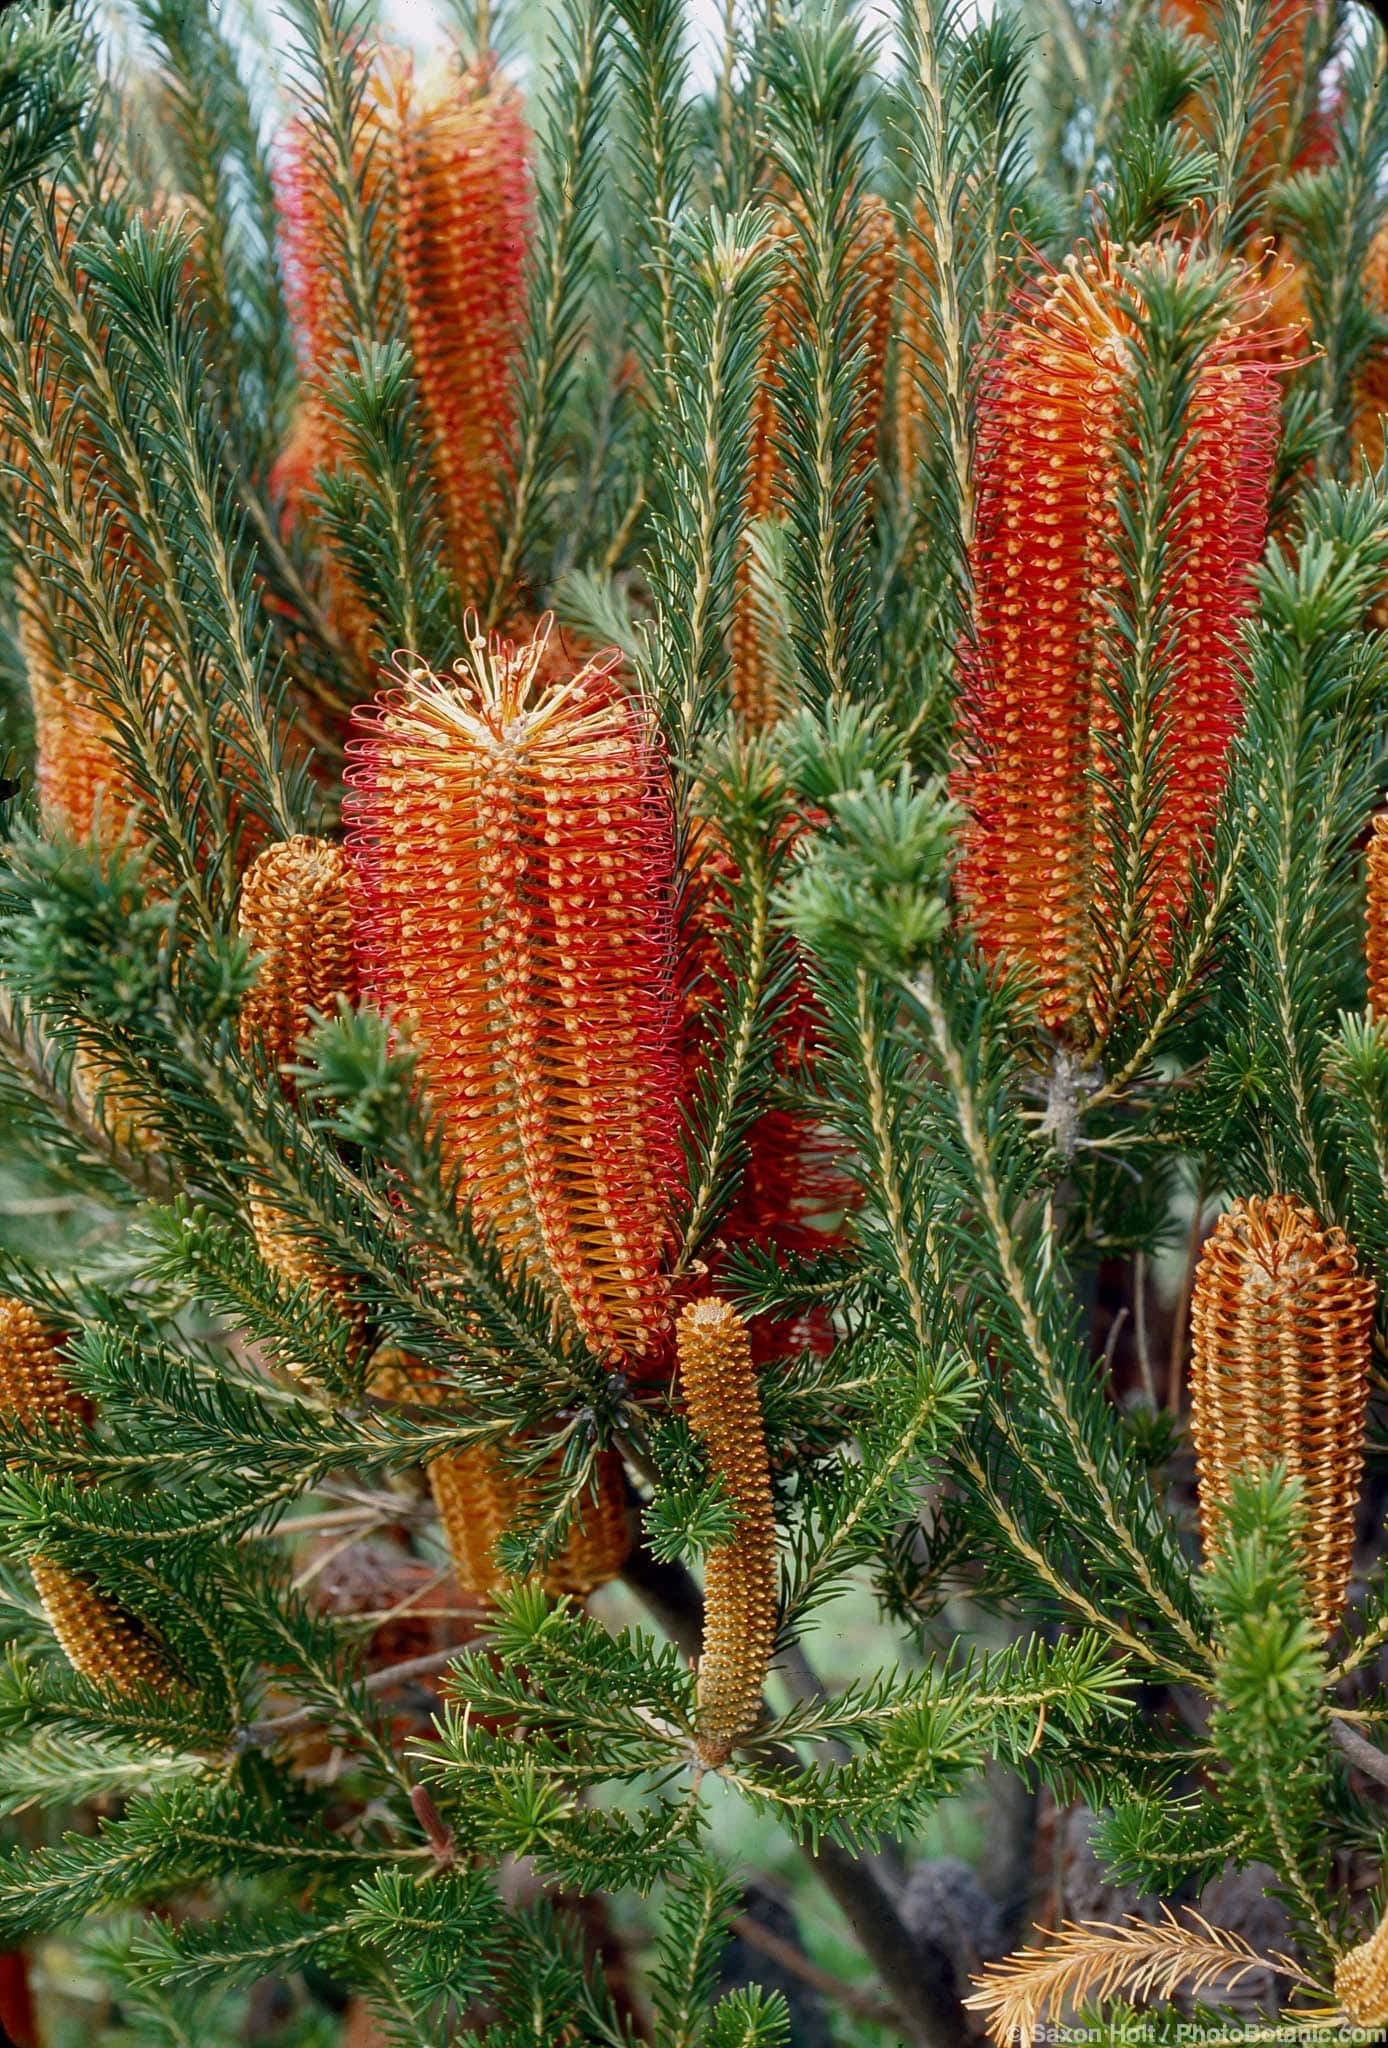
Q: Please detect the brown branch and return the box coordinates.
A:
[245,1646,460,1743]
[1332,1717,1388,1790]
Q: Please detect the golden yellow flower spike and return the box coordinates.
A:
[238,836,358,1075]
[1189,1195,1374,1635]
[371,1352,630,1597]
[1336,1904,1388,2030]
[675,1297,777,1766]
[0,1298,175,1694]
[1366,814,1388,1017]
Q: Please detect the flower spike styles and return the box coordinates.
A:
[274,47,530,611]
[1189,1195,1374,1635]
[346,619,683,1368]
[954,241,1287,1038]
[676,1298,777,1767]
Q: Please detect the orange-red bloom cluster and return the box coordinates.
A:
[274,47,530,616]
[731,199,895,732]
[345,620,683,1369]
[954,242,1285,1036]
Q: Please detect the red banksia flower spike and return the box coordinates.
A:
[345,619,683,1369]
[954,241,1288,1040]
[676,1297,777,1767]
[1189,1194,1374,1636]
[274,46,530,616]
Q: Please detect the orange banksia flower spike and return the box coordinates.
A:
[1336,1905,1388,2030]
[345,619,683,1370]
[371,1353,631,1597]
[238,836,364,1351]
[732,196,895,732]
[275,47,530,614]
[430,1442,630,1598]
[954,242,1286,1037]
[239,836,359,1077]
[676,1297,777,1766]
[1367,814,1388,1016]
[1352,221,1388,473]
[0,1299,175,1695]
[1189,1195,1374,1635]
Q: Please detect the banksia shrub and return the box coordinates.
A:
[954,242,1285,1036]
[1189,1195,1375,1634]
[675,1297,776,1767]
[1336,1905,1388,2030]
[275,46,530,614]
[238,836,362,1350]
[0,1300,173,1695]
[731,198,894,731]
[345,620,682,1369]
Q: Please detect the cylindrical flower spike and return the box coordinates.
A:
[15,574,138,843]
[731,197,895,733]
[676,1297,777,1766]
[1336,1906,1388,2030]
[238,836,363,1356]
[430,1443,631,1598]
[1367,814,1388,1017]
[370,1353,630,1596]
[1189,1195,1374,1635]
[1163,0,1333,183]
[1353,221,1388,474]
[345,619,683,1369]
[954,242,1286,1037]
[0,1298,175,1695]
[275,46,530,611]
[238,836,359,1076]
[28,1560,177,1695]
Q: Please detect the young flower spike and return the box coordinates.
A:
[1336,1906,1388,2031]
[0,1299,174,1694]
[732,197,895,732]
[1367,814,1388,1016]
[676,1297,777,1766]
[345,619,683,1369]
[274,47,530,613]
[429,1443,631,1598]
[1189,1195,1375,1635]
[954,242,1286,1037]
[238,837,363,1353]
[238,836,359,1077]
[370,1353,631,1596]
